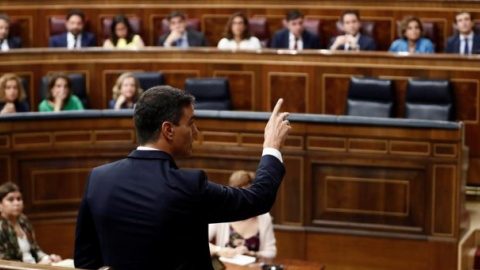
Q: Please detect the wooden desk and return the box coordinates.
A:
[224,259,325,270]
[0,110,466,270]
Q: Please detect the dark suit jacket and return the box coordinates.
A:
[157,29,209,47]
[328,35,377,51]
[6,36,22,49]
[48,32,97,48]
[74,150,285,270]
[270,28,320,49]
[445,33,480,54]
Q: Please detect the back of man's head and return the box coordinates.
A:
[134,85,195,144]
[286,10,303,22]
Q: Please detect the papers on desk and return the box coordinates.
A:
[52,259,75,268]
[219,254,256,266]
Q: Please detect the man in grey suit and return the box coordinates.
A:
[157,11,209,47]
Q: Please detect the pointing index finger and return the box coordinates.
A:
[270,98,284,119]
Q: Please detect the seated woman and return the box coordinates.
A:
[209,170,277,259]
[389,15,434,54]
[217,12,261,50]
[109,72,143,110]
[0,73,28,115]
[0,182,61,264]
[38,74,84,112]
[103,14,145,49]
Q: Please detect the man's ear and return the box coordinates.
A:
[161,122,174,140]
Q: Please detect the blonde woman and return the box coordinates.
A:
[109,73,143,110]
[0,73,28,115]
[209,170,277,259]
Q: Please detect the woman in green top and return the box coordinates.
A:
[38,74,84,112]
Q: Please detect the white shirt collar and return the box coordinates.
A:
[67,32,82,49]
[461,31,474,41]
[0,39,9,51]
[137,146,160,151]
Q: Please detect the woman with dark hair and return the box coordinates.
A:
[103,14,144,49]
[389,15,434,53]
[38,74,84,112]
[0,73,28,114]
[217,12,261,50]
[0,182,61,264]
[209,170,277,259]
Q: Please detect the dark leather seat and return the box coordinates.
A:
[101,16,142,41]
[48,16,91,36]
[346,77,395,118]
[18,76,30,111]
[39,73,89,108]
[249,17,270,47]
[404,78,455,121]
[132,72,165,91]
[184,78,232,110]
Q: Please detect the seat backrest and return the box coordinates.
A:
[158,18,201,40]
[249,17,270,48]
[184,78,232,110]
[335,20,376,38]
[101,16,142,41]
[405,79,454,121]
[282,18,321,38]
[132,72,165,91]
[346,77,395,118]
[18,76,30,111]
[48,16,91,36]
[39,73,88,108]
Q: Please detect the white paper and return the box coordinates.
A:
[219,254,256,266]
[51,259,75,268]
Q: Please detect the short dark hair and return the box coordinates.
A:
[454,10,473,23]
[0,182,20,202]
[286,10,304,22]
[168,11,186,21]
[340,10,360,22]
[134,85,195,144]
[224,12,251,40]
[47,74,73,104]
[0,13,10,24]
[66,10,85,21]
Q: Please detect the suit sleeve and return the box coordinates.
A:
[270,33,279,48]
[157,35,167,46]
[74,173,103,269]
[88,34,97,47]
[365,38,377,51]
[48,37,56,47]
[200,155,285,223]
[312,34,321,49]
[445,37,454,53]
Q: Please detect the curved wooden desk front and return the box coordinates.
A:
[0,110,466,270]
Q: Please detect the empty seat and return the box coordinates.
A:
[346,77,395,118]
[132,72,165,91]
[184,78,232,110]
[40,73,89,108]
[101,16,142,41]
[405,78,454,121]
[249,17,270,47]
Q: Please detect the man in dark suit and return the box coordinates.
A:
[48,10,96,48]
[329,10,376,51]
[74,86,291,270]
[0,14,22,50]
[157,11,209,47]
[446,11,480,54]
[271,10,320,50]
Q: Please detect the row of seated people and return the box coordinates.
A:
[0,72,232,115]
[0,71,456,123]
[0,9,478,54]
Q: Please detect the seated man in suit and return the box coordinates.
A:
[157,11,209,47]
[74,86,291,270]
[329,10,376,51]
[48,10,96,48]
[271,10,320,50]
[0,14,22,50]
[446,10,480,54]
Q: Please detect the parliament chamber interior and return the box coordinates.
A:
[1,0,480,269]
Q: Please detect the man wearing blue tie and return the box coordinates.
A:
[445,11,480,55]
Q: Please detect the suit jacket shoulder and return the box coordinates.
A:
[187,30,209,47]
[7,36,22,48]
[358,35,376,51]
[271,29,289,48]
[445,34,459,53]
[302,30,320,49]
[49,33,67,47]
